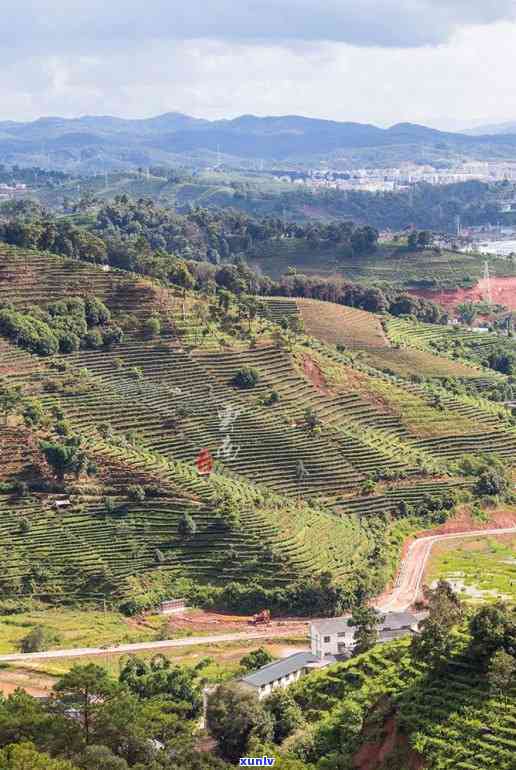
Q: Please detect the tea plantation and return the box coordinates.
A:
[0,244,515,611]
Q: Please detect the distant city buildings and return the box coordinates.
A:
[272,160,516,194]
[0,183,28,201]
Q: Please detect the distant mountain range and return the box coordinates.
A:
[464,121,516,136]
[2,112,516,172]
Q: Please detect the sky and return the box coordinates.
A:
[2,1,516,129]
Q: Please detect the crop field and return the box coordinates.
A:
[0,244,180,323]
[332,246,516,289]
[425,534,516,604]
[386,316,507,353]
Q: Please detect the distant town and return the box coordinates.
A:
[272,160,516,192]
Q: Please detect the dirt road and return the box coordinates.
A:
[377,526,516,612]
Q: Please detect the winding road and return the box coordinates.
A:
[1,526,515,663]
[376,526,516,613]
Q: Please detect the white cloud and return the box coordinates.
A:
[0,6,516,127]
[1,0,515,50]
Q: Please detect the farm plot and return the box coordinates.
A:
[0,245,181,325]
[296,298,389,349]
[57,339,366,497]
[359,346,490,380]
[193,345,428,480]
[332,247,516,289]
[387,317,506,354]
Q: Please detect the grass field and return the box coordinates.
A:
[0,608,162,654]
[425,534,516,603]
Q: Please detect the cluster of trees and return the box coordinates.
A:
[0,658,230,770]
[120,571,353,619]
[91,197,379,265]
[39,436,97,484]
[258,179,512,232]
[0,296,123,356]
[411,581,516,700]
[451,454,512,500]
[0,218,107,263]
[0,195,446,324]
[484,345,515,375]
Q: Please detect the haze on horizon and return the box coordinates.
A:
[2,1,516,132]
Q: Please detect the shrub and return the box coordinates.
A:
[232,366,260,389]
[102,325,124,348]
[22,399,45,426]
[20,624,61,653]
[178,512,197,538]
[18,516,30,534]
[265,389,280,405]
[84,297,111,326]
[127,485,145,502]
[129,366,143,380]
[474,470,509,497]
[144,316,161,337]
[82,329,103,349]
[58,331,81,353]
[14,480,29,498]
[240,647,274,672]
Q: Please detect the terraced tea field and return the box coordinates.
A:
[1,244,515,606]
[250,239,516,289]
[292,636,516,770]
[359,346,493,380]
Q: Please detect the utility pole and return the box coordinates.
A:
[483,260,493,304]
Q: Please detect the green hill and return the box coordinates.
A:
[0,244,515,610]
[250,239,516,288]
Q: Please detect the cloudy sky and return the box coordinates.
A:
[2,1,516,129]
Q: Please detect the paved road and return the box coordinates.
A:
[0,629,302,663]
[2,526,515,663]
[377,526,516,613]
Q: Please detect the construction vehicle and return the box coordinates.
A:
[250,609,271,626]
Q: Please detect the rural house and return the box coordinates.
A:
[310,611,419,658]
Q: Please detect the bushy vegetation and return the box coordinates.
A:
[0,295,122,356]
[0,660,231,769]
[0,198,446,324]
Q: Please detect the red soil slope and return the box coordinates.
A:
[410,276,516,311]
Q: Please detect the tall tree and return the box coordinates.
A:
[206,682,273,763]
[53,664,119,744]
[348,606,384,655]
[0,380,23,425]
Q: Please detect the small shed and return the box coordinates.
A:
[54,498,71,510]
[160,598,186,614]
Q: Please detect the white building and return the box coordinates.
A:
[310,611,419,659]
[239,651,328,700]
[232,612,419,703]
